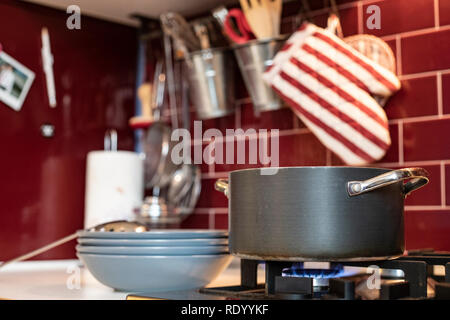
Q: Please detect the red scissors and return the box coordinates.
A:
[224,9,255,44]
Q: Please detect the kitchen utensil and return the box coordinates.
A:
[326,13,397,107]
[0,220,148,270]
[167,164,195,205]
[215,167,429,261]
[186,47,236,119]
[163,33,179,129]
[77,229,228,239]
[181,164,202,214]
[134,195,180,225]
[344,34,397,107]
[194,23,211,50]
[263,22,400,164]
[160,12,200,52]
[211,5,229,29]
[232,36,286,113]
[77,237,229,247]
[129,83,153,129]
[84,130,144,228]
[77,252,232,292]
[76,245,229,255]
[266,0,282,37]
[239,0,273,39]
[41,27,56,108]
[224,9,254,44]
[142,64,181,188]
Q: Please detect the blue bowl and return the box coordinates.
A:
[77,252,233,292]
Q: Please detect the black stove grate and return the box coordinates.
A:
[200,250,450,300]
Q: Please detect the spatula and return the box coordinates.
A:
[265,0,282,37]
[239,0,274,39]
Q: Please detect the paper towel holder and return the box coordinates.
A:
[104,129,118,151]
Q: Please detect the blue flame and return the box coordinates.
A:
[282,263,347,279]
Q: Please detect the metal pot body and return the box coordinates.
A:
[216,167,429,261]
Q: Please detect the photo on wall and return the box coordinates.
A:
[0,51,35,111]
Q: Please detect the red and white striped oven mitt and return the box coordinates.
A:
[263,23,401,165]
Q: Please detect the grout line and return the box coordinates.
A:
[234,97,252,106]
[405,205,450,211]
[380,24,450,41]
[398,69,450,80]
[201,171,228,179]
[395,35,402,76]
[209,161,215,174]
[441,161,446,207]
[194,208,229,214]
[357,1,364,34]
[398,121,404,165]
[326,149,332,166]
[434,0,440,29]
[208,209,215,229]
[376,159,450,167]
[388,113,450,125]
[437,71,443,117]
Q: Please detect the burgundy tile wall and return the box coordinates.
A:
[0,1,136,260]
[183,0,450,251]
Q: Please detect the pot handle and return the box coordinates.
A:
[347,167,429,197]
[215,179,229,198]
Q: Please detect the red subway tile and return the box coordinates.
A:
[380,123,400,163]
[362,0,435,37]
[180,213,209,229]
[385,75,438,119]
[240,103,295,131]
[403,118,450,161]
[439,0,450,26]
[201,114,237,136]
[311,6,359,36]
[282,0,358,18]
[281,18,294,35]
[196,178,228,209]
[385,39,397,63]
[214,133,278,172]
[278,132,327,166]
[189,141,210,173]
[214,213,229,230]
[442,73,450,115]
[404,165,441,206]
[446,164,450,206]
[401,29,450,74]
[405,210,450,251]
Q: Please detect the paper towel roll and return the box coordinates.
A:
[84,151,144,228]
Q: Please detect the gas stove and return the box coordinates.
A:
[127,250,450,300]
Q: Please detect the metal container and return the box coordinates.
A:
[186,48,236,120]
[232,37,286,113]
[215,167,429,262]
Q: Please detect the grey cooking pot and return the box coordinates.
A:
[215,167,429,262]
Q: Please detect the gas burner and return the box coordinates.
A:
[281,263,350,288]
[200,250,450,300]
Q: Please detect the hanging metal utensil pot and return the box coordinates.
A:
[215,167,429,262]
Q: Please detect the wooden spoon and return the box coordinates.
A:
[239,0,274,39]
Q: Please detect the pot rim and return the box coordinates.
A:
[228,166,393,175]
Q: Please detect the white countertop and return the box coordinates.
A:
[0,258,265,300]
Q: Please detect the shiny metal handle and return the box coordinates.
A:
[215,179,229,197]
[347,167,429,197]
